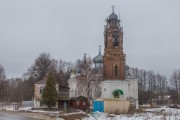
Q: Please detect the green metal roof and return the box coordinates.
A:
[112,89,124,95]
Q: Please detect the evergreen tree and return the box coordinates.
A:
[42,71,58,109]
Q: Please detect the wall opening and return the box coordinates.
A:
[115,65,118,76]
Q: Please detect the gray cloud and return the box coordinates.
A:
[0,0,180,79]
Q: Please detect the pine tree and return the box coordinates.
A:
[42,71,58,109]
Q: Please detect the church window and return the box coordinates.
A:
[115,65,118,76]
[112,32,119,47]
[40,87,44,95]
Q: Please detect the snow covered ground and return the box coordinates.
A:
[2,106,180,120]
[0,105,15,111]
[81,108,180,120]
[18,107,32,111]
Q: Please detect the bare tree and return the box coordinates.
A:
[156,74,167,104]
[0,64,7,102]
[74,55,102,113]
[170,70,180,104]
[0,64,6,81]
[6,78,23,102]
[23,52,53,100]
[23,53,74,100]
[27,52,52,82]
[57,59,74,86]
[130,67,168,105]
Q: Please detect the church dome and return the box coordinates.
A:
[109,12,118,20]
[93,46,103,69]
[93,51,103,63]
[125,64,129,70]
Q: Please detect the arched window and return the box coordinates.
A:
[112,90,124,99]
[112,32,119,47]
[115,65,118,76]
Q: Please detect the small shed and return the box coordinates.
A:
[93,98,130,114]
[70,96,88,111]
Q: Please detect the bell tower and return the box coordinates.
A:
[103,6,126,80]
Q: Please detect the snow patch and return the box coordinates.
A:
[55,118,64,120]
[0,105,15,111]
[82,108,180,120]
[60,111,86,116]
[18,107,32,111]
[31,110,60,114]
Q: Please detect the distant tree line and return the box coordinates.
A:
[0,52,180,105]
[169,69,180,104]
[0,64,7,102]
[0,53,73,102]
[129,68,168,105]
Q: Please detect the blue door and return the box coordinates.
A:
[93,101,104,112]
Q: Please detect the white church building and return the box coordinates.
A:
[68,7,139,112]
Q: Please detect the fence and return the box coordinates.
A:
[94,98,130,114]
[22,101,34,107]
[0,102,21,110]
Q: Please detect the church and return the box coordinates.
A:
[68,7,139,113]
[100,7,138,102]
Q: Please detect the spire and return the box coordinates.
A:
[99,45,101,53]
[112,5,115,13]
[84,53,87,58]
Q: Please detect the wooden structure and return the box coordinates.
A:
[70,96,88,111]
[58,86,69,109]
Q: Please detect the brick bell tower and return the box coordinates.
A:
[103,6,126,80]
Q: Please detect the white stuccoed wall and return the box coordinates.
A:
[100,77,138,100]
[100,80,129,99]
[34,84,59,108]
[68,78,77,98]
[126,77,139,100]
[67,73,139,102]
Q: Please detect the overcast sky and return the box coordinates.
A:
[0,0,180,79]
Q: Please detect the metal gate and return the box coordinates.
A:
[93,100,104,112]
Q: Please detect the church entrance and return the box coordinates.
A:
[112,89,124,99]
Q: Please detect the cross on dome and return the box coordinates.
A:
[112,5,115,12]
[99,45,101,53]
